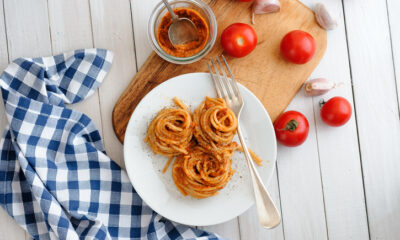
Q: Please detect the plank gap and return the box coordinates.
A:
[86,0,107,147]
[129,0,139,72]
[311,95,330,240]
[45,0,54,55]
[87,0,96,49]
[1,0,9,63]
[341,0,400,238]
[274,162,286,240]
[384,0,400,114]
[341,0,372,238]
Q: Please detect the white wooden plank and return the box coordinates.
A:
[299,0,370,239]
[130,0,242,238]
[276,95,328,240]
[0,0,27,239]
[343,0,400,239]
[89,0,137,167]
[48,0,92,53]
[200,219,240,240]
[131,0,157,68]
[3,0,51,59]
[238,170,284,240]
[0,208,26,240]
[47,0,104,138]
[3,1,52,239]
[387,0,400,108]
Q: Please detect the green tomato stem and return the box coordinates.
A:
[283,119,298,132]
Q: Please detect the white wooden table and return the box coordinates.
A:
[0,0,399,239]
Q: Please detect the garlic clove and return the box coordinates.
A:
[253,0,281,14]
[314,3,337,30]
[252,0,281,24]
[304,78,336,96]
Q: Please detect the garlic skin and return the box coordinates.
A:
[252,0,281,24]
[253,0,281,14]
[304,78,336,96]
[314,3,337,30]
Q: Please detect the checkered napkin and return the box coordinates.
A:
[0,49,221,240]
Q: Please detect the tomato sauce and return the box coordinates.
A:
[157,8,209,58]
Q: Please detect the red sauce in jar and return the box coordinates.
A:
[157,8,209,58]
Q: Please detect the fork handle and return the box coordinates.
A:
[237,126,281,229]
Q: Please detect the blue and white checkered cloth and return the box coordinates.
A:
[0,49,221,240]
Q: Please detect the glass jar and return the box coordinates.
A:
[148,0,217,64]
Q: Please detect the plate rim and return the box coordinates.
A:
[123,72,277,226]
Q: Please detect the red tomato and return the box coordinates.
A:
[320,97,352,127]
[221,23,257,58]
[280,30,316,64]
[274,111,309,147]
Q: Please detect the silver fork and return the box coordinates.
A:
[207,56,281,229]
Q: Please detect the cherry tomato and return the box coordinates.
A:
[274,111,309,147]
[221,23,257,58]
[280,30,316,64]
[320,97,352,127]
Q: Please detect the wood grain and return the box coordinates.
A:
[276,95,328,240]
[0,0,27,239]
[112,0,327,143]
[48,0,104,138]
[2,1,52,239]
[301,0,370,239]
[199,219,240,240]
[238,170,284,240]
[90,0,137,167]
[343,0,400,238]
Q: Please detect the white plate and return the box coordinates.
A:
[124,73,277,226]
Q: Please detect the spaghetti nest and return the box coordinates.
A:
[146,97,262,199]
[193,97,238,160]
[145,97,193,156]
[172,146,235,199]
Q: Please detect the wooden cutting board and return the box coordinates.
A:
[113,0,326,143]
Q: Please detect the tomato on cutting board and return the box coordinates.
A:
[274,111,309,147]
[280,30,316,64]
[221,23,257,58]
[320,97,352,127]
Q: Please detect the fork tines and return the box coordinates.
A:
[207,56,242,103]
